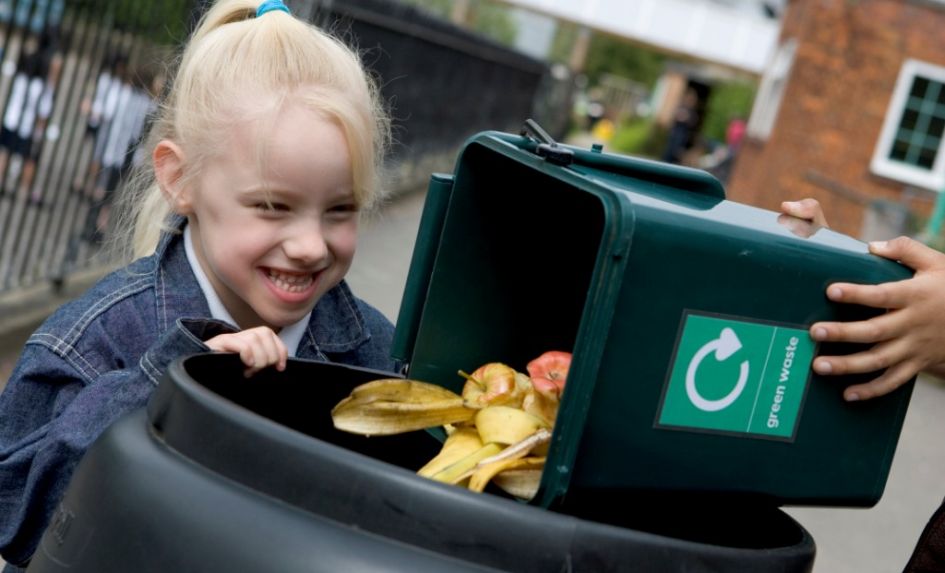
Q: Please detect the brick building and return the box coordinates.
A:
[727,0,945,238]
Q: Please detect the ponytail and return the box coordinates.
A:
[108,0,390,261]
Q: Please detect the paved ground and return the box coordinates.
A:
[3,187,945,571]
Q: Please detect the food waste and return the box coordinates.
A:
[331,351,572,500]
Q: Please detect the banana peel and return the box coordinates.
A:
[417,427,483,478]
[430,443,503,484]
[478,428,552,465]
[340,378,464,406]
[470,456,546,494]
[332,379,474,435]
[493,468,542,500]
[330,351,571,500]
[468,428,551,493]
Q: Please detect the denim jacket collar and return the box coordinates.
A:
[152,218,371,357]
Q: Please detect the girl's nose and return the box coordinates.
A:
[283,223,328,265]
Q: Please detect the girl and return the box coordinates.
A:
[0,0,393,569]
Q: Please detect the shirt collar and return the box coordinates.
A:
[183,224,310,357]
[154,217,371,358]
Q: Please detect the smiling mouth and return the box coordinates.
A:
[266,268,316,293]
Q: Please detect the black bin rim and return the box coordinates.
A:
[145,353,815,573]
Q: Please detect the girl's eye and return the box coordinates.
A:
[254,202,290,213]
[328,203,358,216]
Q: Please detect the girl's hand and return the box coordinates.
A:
[205,326,288,377]
[810,236,945,401]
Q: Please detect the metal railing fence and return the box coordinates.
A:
[0,0,194,294]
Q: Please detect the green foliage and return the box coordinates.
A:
[606,118,668,159]
[398,0,518,46]
[645,123,670,159]
[548,20,578,64]
[702,82,756,142]
[398,0,452,19]
[584,34,665,88]
[88,0,192,44]
[609,118,652,156]
[471,1,517,46]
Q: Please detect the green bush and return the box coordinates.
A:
[608,119,667,159]
[609,119,651,155]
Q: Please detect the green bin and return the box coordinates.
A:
[392,130,915,510]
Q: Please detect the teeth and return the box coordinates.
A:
[267,269,314,293]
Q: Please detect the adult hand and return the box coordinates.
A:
[810,236,945,400]
[206,326,288,377]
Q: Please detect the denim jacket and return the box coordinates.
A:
[0,225,396,569]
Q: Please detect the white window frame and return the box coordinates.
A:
[870,59,945,192]
[746,38,797,140]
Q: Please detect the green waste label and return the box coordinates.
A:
[655,312,815,441]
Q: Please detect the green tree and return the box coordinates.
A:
[398,0,518,46]
[470,1,517,46]
[584,34,665,88]
[548,20,578,65]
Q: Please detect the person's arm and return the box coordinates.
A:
[0,345,156,567]
[781,199,945,401]
[0,319,285,566]
[810,236,945,400]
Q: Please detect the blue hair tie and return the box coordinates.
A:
[257,0,290,17]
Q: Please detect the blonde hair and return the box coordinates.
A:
[110,0,390,260]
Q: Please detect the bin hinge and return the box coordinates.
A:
[521,118,573,167]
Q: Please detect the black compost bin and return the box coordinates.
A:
[27,354,815,573]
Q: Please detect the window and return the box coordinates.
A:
[746,38,797,140]
[871,59,945,191]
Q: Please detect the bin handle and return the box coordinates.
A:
[513,120,725,200]
[521,118,574,167]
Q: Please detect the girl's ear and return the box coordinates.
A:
[153,140,192,214]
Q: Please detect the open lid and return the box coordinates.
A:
[391,124,730,507]
[393,123,726,363]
